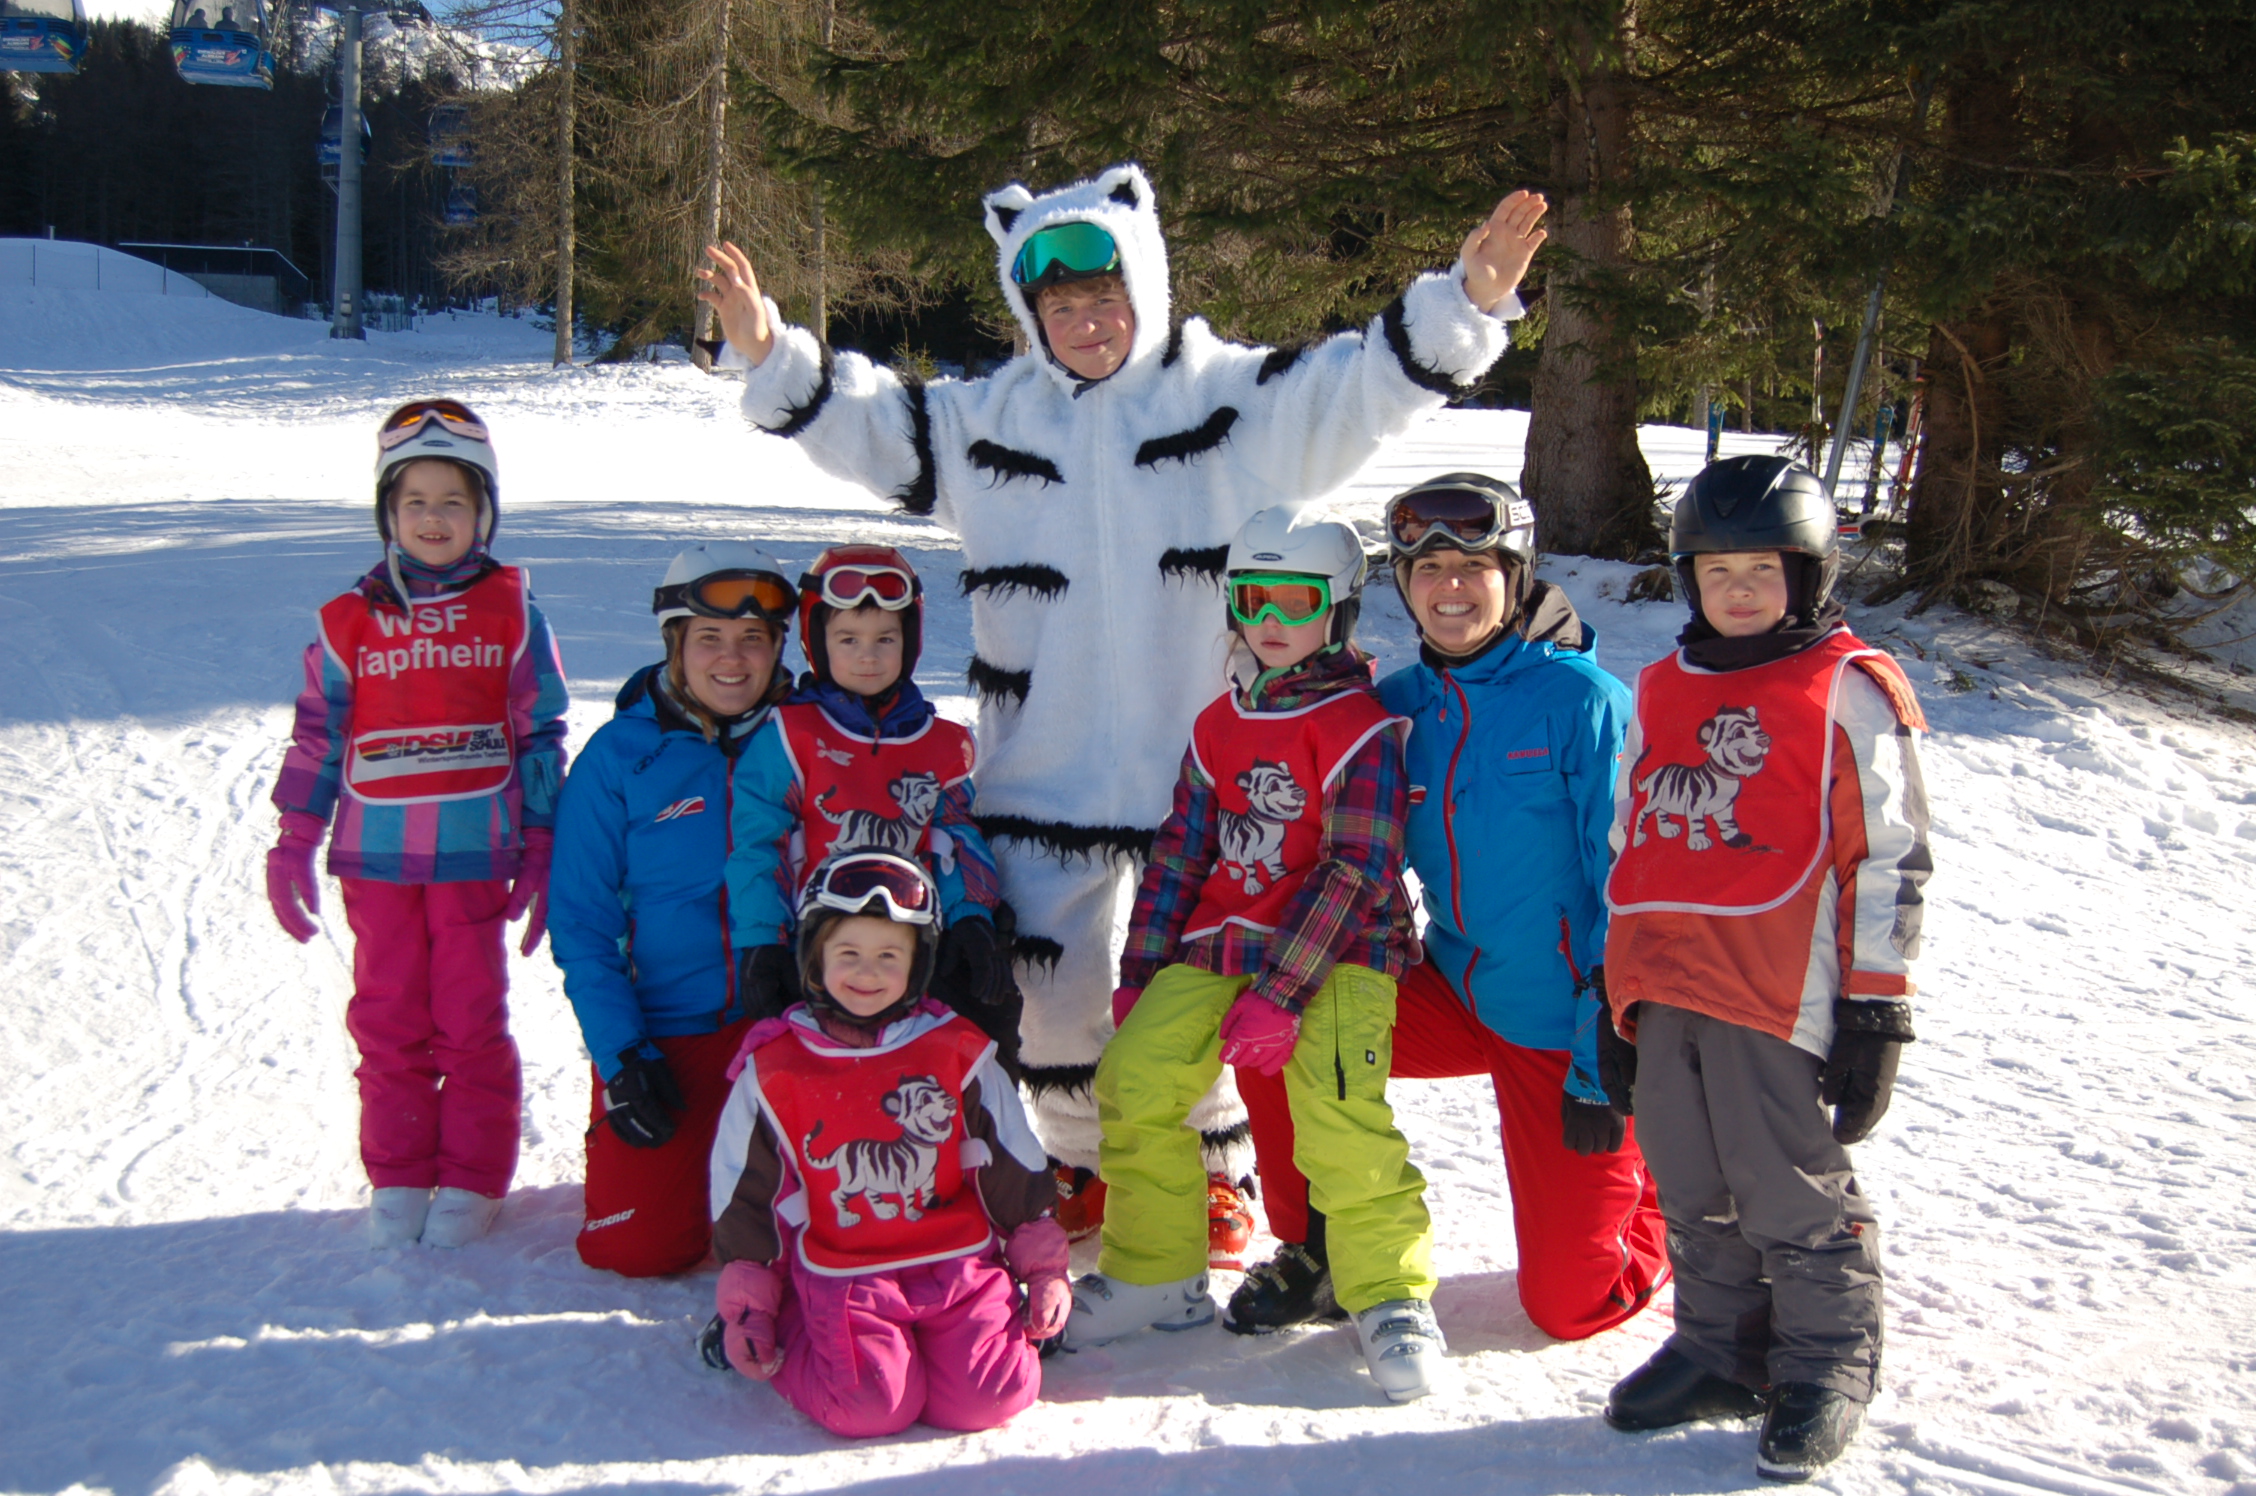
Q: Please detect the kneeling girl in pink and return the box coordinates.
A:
[705,851,1069,1437]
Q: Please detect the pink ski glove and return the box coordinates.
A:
[715,1258,786,1381]
[506,827,553,957]
[265,811,326,944]
[1006,1216,1072,1340]
[1218,992,1301,1077]
[1111,985,1143,1028]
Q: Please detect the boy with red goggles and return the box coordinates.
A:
[724,544,1020,1074]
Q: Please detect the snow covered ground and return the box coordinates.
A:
[3,285,2253,1496]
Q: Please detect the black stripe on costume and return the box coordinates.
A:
[1158,545,1229,583]
[960,564,1069,602]
[1011,935,1064,977]
[1379,295,1469,396]
[978,815,1154,864]
[1134,407,1240,469]
[966,439,1064,487]
[966,655,1032,706]
[892,376,937,515]
[1022,1062,1095,1099]
[1256,343,1309,385]
[1201,1119,1253,1154]
[762,341,836,438]
[1161,320,1185,368]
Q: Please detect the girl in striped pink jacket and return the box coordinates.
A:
[265,401,569,1250]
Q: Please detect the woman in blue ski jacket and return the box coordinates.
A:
[548,543,799,1277]
[1229,475,1669,1344]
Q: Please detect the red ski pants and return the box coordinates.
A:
[1238,959,1668,1341]
[339,878,521,1198]
[577,1020,750,1278]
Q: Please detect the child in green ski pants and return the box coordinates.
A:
[1061,507,1444,1403]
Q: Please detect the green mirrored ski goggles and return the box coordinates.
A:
[1011,221,1122,289]
[1228,573,1333,627]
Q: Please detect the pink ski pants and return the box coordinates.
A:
[771,1250,1039,1437]
[339,877,522,1198]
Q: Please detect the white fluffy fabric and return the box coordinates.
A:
[735,162,1515,1163]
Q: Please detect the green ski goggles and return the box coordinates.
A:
[1228,573,1333,628]
[1011,221,1122,289]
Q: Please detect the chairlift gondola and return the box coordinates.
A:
[442,181,476,226]
[0,0,85,74]
[168,0,274,88]
[428,102,472,169]
[318,101,372,168]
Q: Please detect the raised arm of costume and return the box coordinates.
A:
[725,718,801,951]
[963,1052,1057,1233]
[1248,725,1410,1015]
[709,1066,788,1265]
[511,601,571,828]
[1224,267,1517,500]
[1829,671,1932,1004]
[1118,747,1221,989]
[272,640,351,824]
[545,730,645,1080]
[727,304,930,511]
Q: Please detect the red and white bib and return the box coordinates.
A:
[319,567,528,804]
[1607,629,1923,916]
[754,1015,996,1276]
[775,703,976,889]
[1183,687,1404,938]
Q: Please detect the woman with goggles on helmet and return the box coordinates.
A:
[704,851,1069,1437]
[1225,474,1671,1350]
[723,545,1018,1072]
[546,542,798,1278]
[697,162,1548,1255]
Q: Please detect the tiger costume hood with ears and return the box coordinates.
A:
[983,163,1173,388]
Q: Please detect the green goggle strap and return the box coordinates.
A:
[1011,221,1122,286]
[1228,572,1333,627]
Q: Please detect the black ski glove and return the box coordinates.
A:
[604,1046,685,1149]
[1561,1092,1628,1156]
[737,943,802,1024]
[1590,970,1638,1116]
[1820,999,1916,1145]
[934,914,1006,1013]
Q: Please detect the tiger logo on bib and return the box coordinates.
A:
[1632,705,1772,852]
[803,1075,959,1228]
[1217,758,1308,895]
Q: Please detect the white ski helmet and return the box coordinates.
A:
[372,399,501,543]
[1226,505,1368,645]
[652,541,796,629]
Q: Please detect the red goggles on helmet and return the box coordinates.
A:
[654,568,796,622]
[377,398,489,450]
[803,546,919,613]
[803,852,938,926]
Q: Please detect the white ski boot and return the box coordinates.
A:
[1061,1270,1215,1347]
[421,1187,501,1249]
[368,1187,432,1249]
[1354,1298,1446,1402]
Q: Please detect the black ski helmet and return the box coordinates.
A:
[1670,455,1840,617]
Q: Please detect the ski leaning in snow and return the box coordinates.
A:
[697,166,1548,1228]
[264,399,569,1250]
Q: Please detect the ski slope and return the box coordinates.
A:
[2,285,2252,1496]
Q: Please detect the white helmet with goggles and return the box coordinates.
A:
[653,542,796,628]
[1383,472,1535,569]
[794,851,944,1025]
[1225,506,1368,646]
[373,399,500,543]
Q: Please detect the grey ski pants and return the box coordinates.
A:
[1633,1002,1883,1401]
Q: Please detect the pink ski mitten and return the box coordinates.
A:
[507,827,554,956]
[1007,1216,1073,1340]
[715,1259,786,1381]
[1218,992,1301,1078]
[265,811,326,944]
[1110,985,1143,1028]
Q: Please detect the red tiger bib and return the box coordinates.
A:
[753,1014,997,1276]
[318,567,528,804]
[1607,629,1922,916]
[775,703,976,890]
[1183,688,1405,939]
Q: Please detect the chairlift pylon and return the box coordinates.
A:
[0,0,85,74]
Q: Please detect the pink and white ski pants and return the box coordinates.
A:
[772,1250,1039,1437]
[339,878,522,1199]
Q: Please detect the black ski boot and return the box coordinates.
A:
[1755,1382,1863,1481]
[1224,1242,1345,1334]
[1605,1345,1766,1431]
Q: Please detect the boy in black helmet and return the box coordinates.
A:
[1598,455,1934,1480]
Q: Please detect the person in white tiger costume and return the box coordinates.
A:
[699,163,1548,1223]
